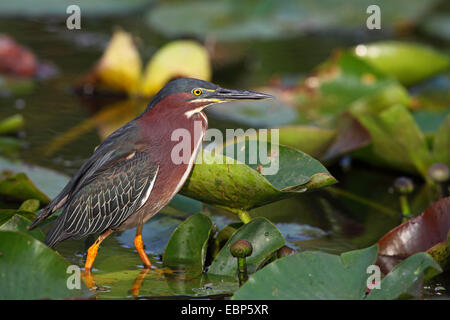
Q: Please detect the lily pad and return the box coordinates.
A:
[208,217,285,278]
[377,197,450,273]
[233,245,378,299]
[276,126,336,159]
[0,231,91,299]
[0,0,153,17]
[232,245,442,299]
[163,213,213,272]
[296,52,409,127]
[181,139,337,212]
[146,0,440,41]
[351,104,432,177]
[0,172,50,204]
[18,199,40,212]
[367,253,442,299]
[0,214,44,241]
[0,114,24,135]
[353,41,450,86]
[0,156,69,200]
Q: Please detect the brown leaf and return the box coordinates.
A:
[322,113,371,161]
[377,197,450,273]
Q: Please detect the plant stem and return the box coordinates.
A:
[399,195,411,222]
[237,257,248,286]
[237,210,251,224]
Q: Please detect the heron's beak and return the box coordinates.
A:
[208,87,273,101]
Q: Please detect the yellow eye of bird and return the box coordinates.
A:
[193,88,202,96]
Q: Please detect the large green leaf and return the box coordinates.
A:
[0,231,91,299]
[163,213,213,272]
[277,126,336,159]
[232,245,378,299]
[0,114,24,135]
[295,53,410,127]
[232,245,442,300]
[181,139,336,212]
[0,156,69,200]
[0,172,50,204]
[208,217,285,278]
[352,41,450,86]
[0,214,44,241]
[367,253,442,300]
[351,105,432,177]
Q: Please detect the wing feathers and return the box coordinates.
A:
[45,152,159,247]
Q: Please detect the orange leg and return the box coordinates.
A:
[134,224,152,268]
[84,229,113,271]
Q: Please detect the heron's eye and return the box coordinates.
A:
[192,88,202,96]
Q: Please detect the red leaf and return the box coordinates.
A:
[376,197,450,273]
[0,35,37,78]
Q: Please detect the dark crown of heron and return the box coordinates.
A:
[146,78,219,110]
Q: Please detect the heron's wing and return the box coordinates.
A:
[29,121,140,230]
[45,151,159,247]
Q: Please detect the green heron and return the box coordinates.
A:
[29,78,271,271]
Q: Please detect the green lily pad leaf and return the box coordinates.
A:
[208,217,285,278]
[352,41,450,86]
[232,245,378,300]
[18,199,40,212]
[0,156,69,200]
[207,99,298,128]
[0,209,36,224]
[163,213,213,272]
[351,104,432,177]
[0,172,50,204]
[146,0,440,41]
[181,139,337,212]
[0,0,153,17]
[367,253,442,300]
[277,126,336,159]
[297,52,409,127]
[0,114,24,135]
[432,114,450,166]
[0,231,91,299]
[0,214,44,241]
